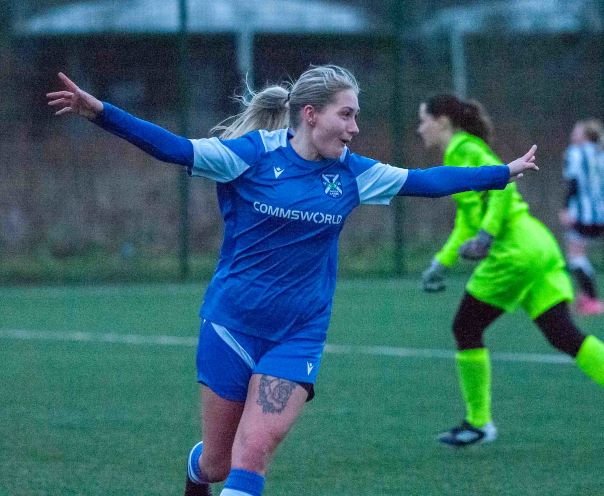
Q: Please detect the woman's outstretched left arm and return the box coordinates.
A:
[399,145,538,197]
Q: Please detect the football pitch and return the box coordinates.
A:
[1,277,603,495]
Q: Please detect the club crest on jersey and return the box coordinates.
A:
[321,174,343,198]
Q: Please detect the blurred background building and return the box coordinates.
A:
[1,0,603,281]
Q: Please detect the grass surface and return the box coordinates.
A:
[1,277,603,495]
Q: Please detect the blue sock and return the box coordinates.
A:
[187,441,207,485]
[220,468,265,496]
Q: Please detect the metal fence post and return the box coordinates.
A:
[177,0,190,280]
[390,0,407,275]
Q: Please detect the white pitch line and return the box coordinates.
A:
[325,344,572,364]
[0,328,573,365]
[0,328,197,346]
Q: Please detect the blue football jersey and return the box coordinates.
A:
[93,103,509,342]
[189,129,408,341]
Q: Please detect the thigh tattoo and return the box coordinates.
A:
[256,375,297,414]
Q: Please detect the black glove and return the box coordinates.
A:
[459,230,494,261]
[421,259,447,292]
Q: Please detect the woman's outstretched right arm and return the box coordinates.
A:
[47,72,193,167]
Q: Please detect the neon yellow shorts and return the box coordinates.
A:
[466,214,574,319]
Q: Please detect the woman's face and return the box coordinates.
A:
[309,89,360,159]
[417,103,444,149]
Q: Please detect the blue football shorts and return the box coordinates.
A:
[196,319,325,402]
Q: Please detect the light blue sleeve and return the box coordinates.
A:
[351,155,409,205]
[189,129,289,183]
[189,136,255,182]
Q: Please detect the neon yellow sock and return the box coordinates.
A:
[576,335,604,386]
[456,348,492,427]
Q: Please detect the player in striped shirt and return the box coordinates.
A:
[559,118,604,315]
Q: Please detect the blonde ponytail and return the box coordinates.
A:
[211,84,290,139]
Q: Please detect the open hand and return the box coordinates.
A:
[46,72,103,120]
[507,145,538,180]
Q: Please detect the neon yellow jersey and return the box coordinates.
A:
[434,131,529,267]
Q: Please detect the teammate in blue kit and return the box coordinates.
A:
[48,65,538,496]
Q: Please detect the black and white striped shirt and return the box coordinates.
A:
[564,142,604,225]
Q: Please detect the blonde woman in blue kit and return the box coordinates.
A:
[48,67,539,495]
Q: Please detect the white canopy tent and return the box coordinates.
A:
[14,0,378,277]
[15,0,377,77]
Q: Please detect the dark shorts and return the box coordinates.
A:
[571,223,604,238]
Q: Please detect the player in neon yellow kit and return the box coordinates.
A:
[417,94,604,446]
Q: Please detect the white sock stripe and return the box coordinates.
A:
[220,490,254,496]
[187,442,203,484]
[187,464,201,484]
